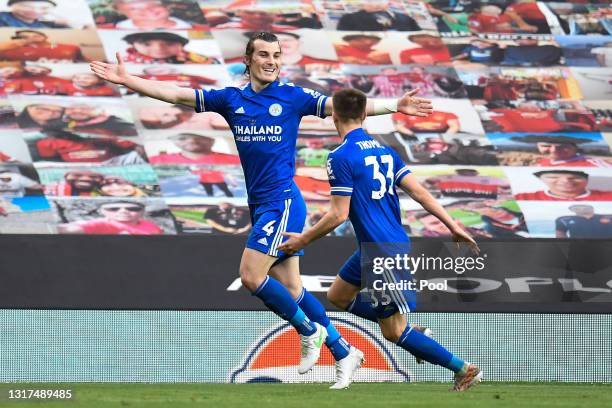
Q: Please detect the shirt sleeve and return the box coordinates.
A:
[292,86,327,118]
[327,153,353,196]
[555,217,568,233]
[194,88,229,114]
[390,148,411,186]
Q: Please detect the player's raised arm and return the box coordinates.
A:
[90,52,196,108]
[324,89,433,118]
[398,173,480,253]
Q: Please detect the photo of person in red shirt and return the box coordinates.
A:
[392,110,460,136]
[96,0,208,30]
[488,102,597,133]
[0,29,87,62]
[510,135,612,167]
[515,170,612,201]
[334,34,391,65]
[148,133,240,165]
[131,66,217,93]
[58,73,120,97]
[34,129,144,164]
[121,32,220,64]
[2,64,72,95]
[400,34,451,65]
[56,200,164,235]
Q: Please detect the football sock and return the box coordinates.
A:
[347,295,378,322]
[396,325,465,372]
[297,289,350,360]
[253,276,316,336]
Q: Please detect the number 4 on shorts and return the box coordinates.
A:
[263,220,276,236]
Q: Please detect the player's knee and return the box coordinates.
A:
[239,266,265,293]
[380,322,405,343]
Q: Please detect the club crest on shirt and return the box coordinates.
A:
[269,103,282,117]
[326,158,335,180]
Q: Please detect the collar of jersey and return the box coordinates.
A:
[243,80,279,97]
[345,127,365,140]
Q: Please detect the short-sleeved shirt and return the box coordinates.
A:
[468,13,513,33]
[327,127,410,244]
[462,45,498,63]
[556,214,612,238]
[194,81,327,204]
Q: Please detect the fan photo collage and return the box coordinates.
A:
[0,0,610,238]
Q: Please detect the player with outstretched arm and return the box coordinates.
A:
[279,89,483,391]
[90,32,433,388]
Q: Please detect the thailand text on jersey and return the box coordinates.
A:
[195,81,327,204]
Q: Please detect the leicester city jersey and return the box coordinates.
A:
[195,81,327,204]
[327,128,411,244]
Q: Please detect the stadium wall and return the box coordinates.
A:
[1,310,611,383]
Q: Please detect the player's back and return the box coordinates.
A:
[328,128,410,245]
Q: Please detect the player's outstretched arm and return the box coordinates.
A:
[90,52,196,108]
[278,195,351,255]
[399,174,480,253]
[323,89,433,117]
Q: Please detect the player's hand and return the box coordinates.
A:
[90,52,130,85]
[278,232,308,255]
[397,89,434,117]
[451,227,480,255]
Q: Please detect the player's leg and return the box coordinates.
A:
[378,310,482,391]
[240,248,316,336]
[270,256,353,362]
[244,199,326,374]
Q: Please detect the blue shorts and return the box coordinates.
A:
[246,194,307,260]
[339,250,417,318]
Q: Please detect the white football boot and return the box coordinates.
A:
[329,346,365,390]
[298,323,327,374]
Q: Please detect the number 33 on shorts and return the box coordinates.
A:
[246,197,307,257]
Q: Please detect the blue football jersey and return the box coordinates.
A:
[195,81,327,204]
[327,128,411,244]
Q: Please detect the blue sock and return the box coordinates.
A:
[396,325,465,372]
[347,294,378,322]
[297,289,350,360]
[253,276,316,336]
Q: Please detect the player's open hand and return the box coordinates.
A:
[451,227,480,255]
[278,232,308,255]
[90,52,129,85]
[397,89,433,117]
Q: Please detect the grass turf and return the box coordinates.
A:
[1,383,611,408]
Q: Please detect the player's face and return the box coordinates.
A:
[174,136,214,153]
[100,181,138,197]
[72,73,101,87]
[100,204,145,223]
[27,104,63,121]
[277,34,300,55]
[117,1,169,22]
[11,2,54,21]
[539,174,588,195]
[133,40,183,59]
[537,142,578,161]
[481,5,502,16]
[247,39,282,85]
[362,2,388,12]
[65,172,104,190]
[65,105,98,120]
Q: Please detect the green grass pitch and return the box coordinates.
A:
[2,383,612,408]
